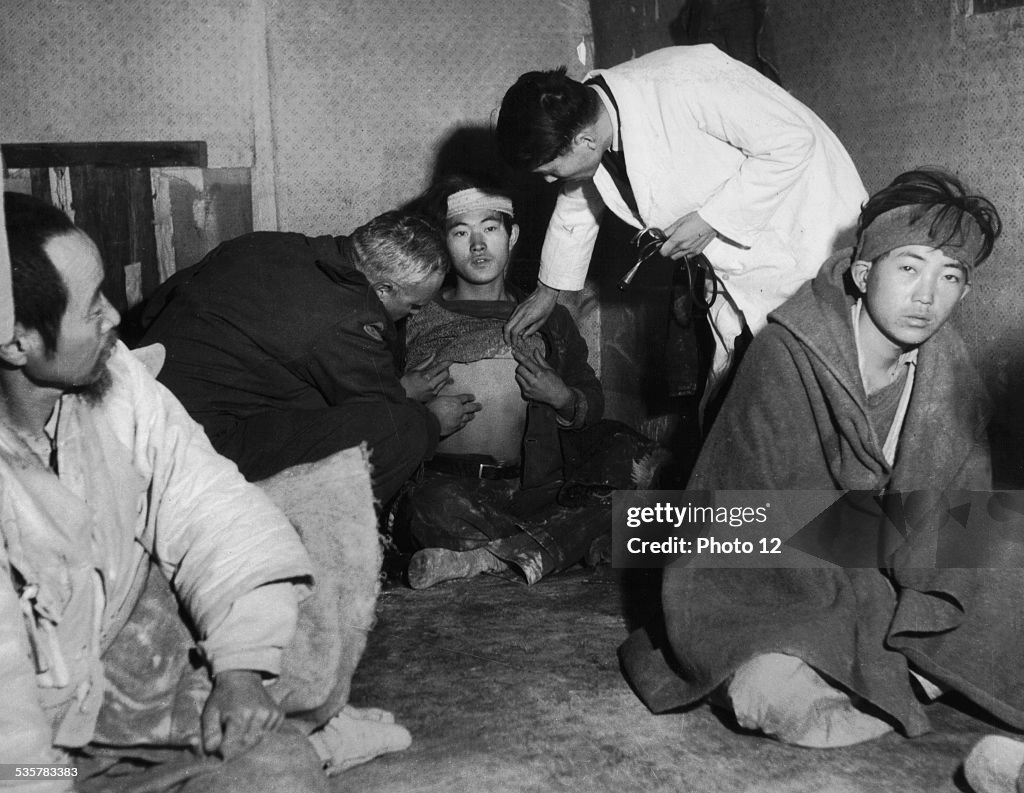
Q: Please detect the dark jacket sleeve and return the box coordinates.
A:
[545,305,604,429]
[300,302,441,447]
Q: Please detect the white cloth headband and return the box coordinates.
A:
[445,188,514,220]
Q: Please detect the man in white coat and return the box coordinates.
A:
[496,44,867,406]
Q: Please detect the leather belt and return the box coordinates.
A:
[426,454,521,480]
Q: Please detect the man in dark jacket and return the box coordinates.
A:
[140,212,480,503]
[399,176,667,588]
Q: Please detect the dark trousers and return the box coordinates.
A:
[75,724,328,793]
[210,400,430,503]
[402,419,664,583]
[406,472,610,584]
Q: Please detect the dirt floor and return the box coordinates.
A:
[341,565,1015,793]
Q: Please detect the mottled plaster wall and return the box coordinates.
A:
[771,0,1024,482]
[0,0,592,234]
[0,1,256,167]
[265,0,593,234]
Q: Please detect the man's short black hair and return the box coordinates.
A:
[494,67,601,172]
[3,192,76,354]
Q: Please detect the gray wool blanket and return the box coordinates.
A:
[619,248,1024,736]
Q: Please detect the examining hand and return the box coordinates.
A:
[427,393,482,437]
[401,352,454,403]
[503,282,559,346]
[659,211,716,261]
[512,347,572,411]
[201,669,283,760]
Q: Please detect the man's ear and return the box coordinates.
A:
[509,223,521,251]
[959,282,972,303]
[850,260,872,295]
[373,281,394,300]
[573,127,598,150]
[0,324,40,367]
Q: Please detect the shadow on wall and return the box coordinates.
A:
[668,0,780,83]
[985,327,1024,488]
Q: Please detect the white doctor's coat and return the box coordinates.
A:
[538,45,867,379]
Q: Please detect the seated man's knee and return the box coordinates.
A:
[407,476,463,531]
[412,475,466,505]
[182,724,329,793]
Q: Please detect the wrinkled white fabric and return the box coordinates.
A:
[539,45,867,380]
[728,653,892,748]
[0,342,311,782]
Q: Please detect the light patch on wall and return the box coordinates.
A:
[48,168,74,222]
[150,166,252,275]
[151,171,177,283]
[124,262,143,308]
[2,169,32,194]
[192,196,212,231]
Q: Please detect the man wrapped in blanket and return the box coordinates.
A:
[619,170,1023,765]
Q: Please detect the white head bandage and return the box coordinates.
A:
[445,188,515,221]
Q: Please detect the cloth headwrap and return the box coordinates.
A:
[445,188,514,221]
[854,204,986,269]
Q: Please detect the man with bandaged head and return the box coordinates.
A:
[619,169,1022,753]
[397,174,667,589]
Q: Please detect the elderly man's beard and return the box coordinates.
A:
[75,334,118,406]
[78,363,114,406]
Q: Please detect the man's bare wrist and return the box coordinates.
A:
[214,669,263,684]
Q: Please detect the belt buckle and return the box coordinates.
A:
[478,463,501,480]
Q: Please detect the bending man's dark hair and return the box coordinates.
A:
[3,191,77,354]
[495,66,601,171]
[857,168,1002,267]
